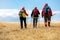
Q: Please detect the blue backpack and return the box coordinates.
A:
[44,6,50,14]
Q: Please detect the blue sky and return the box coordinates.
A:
[0,0,60,22]
[0,0,60,11]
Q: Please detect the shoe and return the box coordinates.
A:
[45,25,47,27]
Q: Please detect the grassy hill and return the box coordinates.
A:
[0,22,60,40]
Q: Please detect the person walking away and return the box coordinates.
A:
[19,7,28,29]
[31,7,40,28]
[41,3,52,27]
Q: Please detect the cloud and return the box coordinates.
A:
[0,9,32,18]
[0,9,60,17]
[0,9,19,17]
[0,9,32,17]
[0,9,60,22]
[53,11,60,14]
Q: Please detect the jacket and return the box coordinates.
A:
[42,4,52,17]
[31,9,40,17]
[19,8,28,18]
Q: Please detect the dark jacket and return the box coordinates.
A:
[31,9,40,17]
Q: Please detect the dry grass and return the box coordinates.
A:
[0,22,60,40]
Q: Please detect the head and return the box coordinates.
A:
[44,3,48,7]
[34,7,37,9]
[22,6,25,10]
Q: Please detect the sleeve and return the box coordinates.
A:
[31,10,33,17]
[41,8,44,17]
[50,8,52,16]
[24,10,28,16]
[38,10,40,14]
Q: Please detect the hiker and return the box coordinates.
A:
[41,3,52,27]
[31,7,40,28]
[19,7,28,29]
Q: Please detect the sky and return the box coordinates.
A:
[0,0,60,10]
[0,0,60,22]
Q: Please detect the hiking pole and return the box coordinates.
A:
[31,17,40,28]
[51,13,56,27]
[52,14,56,16]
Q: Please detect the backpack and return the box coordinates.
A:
[22,12,26,18]
[20,10,26,18]
[44,6,50,14]
[33,9,38,16]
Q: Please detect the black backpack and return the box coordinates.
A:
[44,6,50,14]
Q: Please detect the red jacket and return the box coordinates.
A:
[22,8,28,16]
[42,4,52,17]
[19,8,28,16]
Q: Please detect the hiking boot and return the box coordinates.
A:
[45,25,47,27]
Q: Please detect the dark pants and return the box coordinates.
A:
[33,17,38,28]
[44,16,51,27]
[20,17,27,29]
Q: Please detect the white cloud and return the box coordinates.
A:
[0,9,60,22]
[0,9,19,17]
[0,9,32,17]
[53,11,60,14]
[0,9,60,17]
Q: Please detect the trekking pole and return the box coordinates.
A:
[33,17,40,28]
[31,17,37,28]
[52,14,56,16]
[51,13,56,27]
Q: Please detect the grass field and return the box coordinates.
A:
[0,22,60,40]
